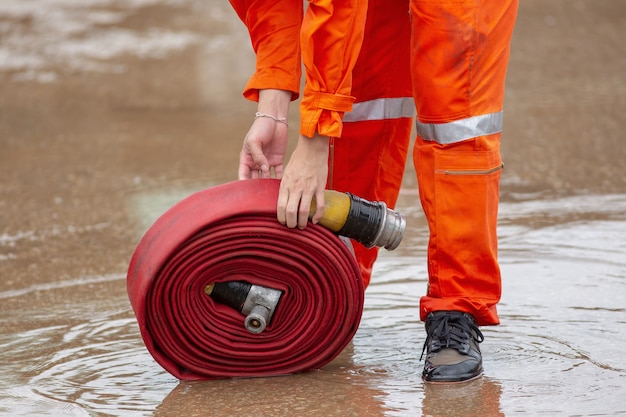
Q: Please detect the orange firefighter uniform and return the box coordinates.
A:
[229,0,519,326]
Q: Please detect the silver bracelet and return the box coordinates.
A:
[254,112,288,126]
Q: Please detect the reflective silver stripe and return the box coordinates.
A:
[343,97,415,122]
[415,111,503,144]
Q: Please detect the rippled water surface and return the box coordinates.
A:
[2,192,625,416]
[1,0,626,416]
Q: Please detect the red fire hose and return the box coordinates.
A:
[127,179,364,380]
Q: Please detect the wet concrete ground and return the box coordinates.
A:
[1,0,625,416]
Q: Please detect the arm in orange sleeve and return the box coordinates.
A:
[299,0,368,138]
[229,0,303,102]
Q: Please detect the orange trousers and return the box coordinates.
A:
[330,0,518,326]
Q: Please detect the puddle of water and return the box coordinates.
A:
[0,277,175,417]
[0,0,213,79]
[1,192,625,416]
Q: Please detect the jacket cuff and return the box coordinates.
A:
[299,91,355,137]
[242,72,300,102]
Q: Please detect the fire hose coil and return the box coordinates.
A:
[127,179,364,380]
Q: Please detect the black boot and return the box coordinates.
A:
[421,311,484,383]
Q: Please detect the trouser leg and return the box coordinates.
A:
[329,0,413,287]
[410,0,519,325]
[414,135,504,325]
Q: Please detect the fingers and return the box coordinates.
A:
[277,185,309,229]
[238,142,269,180]
[277,182,325,229]
[240,161,285,180]
[273,163,284,180]
[277,133,329,228]
[296,191,313,229]
[310,189,325,225]
[238,116,287,180]
[237,161,252,180]
[276,182,290,227]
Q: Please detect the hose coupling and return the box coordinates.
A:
[364,198,406,250]
[313,191,406,250]
[204,281,282,334]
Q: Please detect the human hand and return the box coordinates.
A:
[238,89,291,179]
[277,133,330,229]
[238,115,289,179]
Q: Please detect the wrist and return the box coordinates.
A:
[255,112,288,126]
[298,133,330,151]
[258,89,291,119]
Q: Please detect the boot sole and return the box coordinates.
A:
[422,372,483,384]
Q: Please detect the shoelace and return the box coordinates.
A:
[420,312,484,360]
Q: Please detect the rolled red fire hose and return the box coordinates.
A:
[127,179,364,380]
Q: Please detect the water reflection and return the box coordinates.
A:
[0,283,175,417]
[422,378,504,417]
[155,349,388,417]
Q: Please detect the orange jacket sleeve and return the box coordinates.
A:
[229,0,303,102]
[230,0,367,138]
[299,0,367,138]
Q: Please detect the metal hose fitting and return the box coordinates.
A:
[204,281,282,334]
[314,191,406,250]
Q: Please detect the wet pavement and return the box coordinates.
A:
[1,0,625,416]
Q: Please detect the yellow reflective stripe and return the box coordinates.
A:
[343,97,415,122]
[416,111,503,144]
